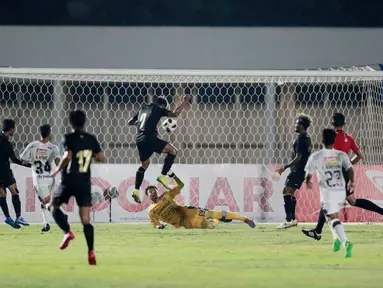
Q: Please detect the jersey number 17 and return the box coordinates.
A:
[76,150,92,172]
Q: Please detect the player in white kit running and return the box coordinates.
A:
[304,128,354,258]
[20,124,61,232]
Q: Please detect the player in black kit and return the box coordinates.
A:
[128,95,191,204]
[276,114,312,230]
[51,111,104,265]
[0,119,30,228]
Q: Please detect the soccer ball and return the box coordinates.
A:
[162,118,177,133]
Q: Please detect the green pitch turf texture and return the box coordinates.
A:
[0,224,382,288]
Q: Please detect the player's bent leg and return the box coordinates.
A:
[51,192,74,250]
[133,160,150,204]
[158,143,177,189]
[8,184,29,226]
[205,209,255,228]
[0,187,20,229]
[347,193,383,215]
[302,208,324,241]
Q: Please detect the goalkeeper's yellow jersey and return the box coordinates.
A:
[148,186,184,228]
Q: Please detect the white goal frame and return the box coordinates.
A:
[1,68,383,224]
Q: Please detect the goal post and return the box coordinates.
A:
[1,68,383,224]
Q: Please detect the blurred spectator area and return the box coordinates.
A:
[0,0,382,27]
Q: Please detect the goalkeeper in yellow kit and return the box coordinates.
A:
[146,172,256,229]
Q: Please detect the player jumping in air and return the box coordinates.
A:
[20,124,63,232]
[146,172,256,229]
[0,119,30,228]
[302,113,383,240]
[51,111,104,265]
[305,128,354,258]
[276,114,312,229]
[128,95,191,204]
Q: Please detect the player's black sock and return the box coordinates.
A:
[314,208,326,234]
[283,195,293,222]
[161,154,176,175]
[11,194,21,218]
[83,224,94,251]
[135,167,146,190]
[0,197,10,218]
[291,197,297,220]
[52,207,70,233]
[355,198,383,215]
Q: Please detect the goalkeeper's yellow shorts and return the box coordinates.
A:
[180,206,217,229]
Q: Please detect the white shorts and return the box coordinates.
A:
[321,190,346,215]
[34,178,55,200]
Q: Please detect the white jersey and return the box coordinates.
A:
[20,141,60,186]
[305,148,352,203]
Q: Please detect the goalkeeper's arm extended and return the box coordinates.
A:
[168,171,184,190]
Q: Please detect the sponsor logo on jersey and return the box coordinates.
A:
[36,148,48,155]
[36,148,49,160]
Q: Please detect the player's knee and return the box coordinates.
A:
[165,144,177,155]
[326,213,338,221]
[8,186,18,195]
[0,190,6,197]
[331,219,341,229]
[347,195,356,206]
[141,160,150,169]
[80,215,91,225]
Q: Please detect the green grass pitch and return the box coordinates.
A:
[0,223,382,288]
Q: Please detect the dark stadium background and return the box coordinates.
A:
[0,0,382,27]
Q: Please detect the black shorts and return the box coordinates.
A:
[136,135,168,162]
[285,170,305,189]
[52,178,92,207]
[0,170,16,189]
[342,167,353,196]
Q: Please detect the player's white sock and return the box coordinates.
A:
[41,207,49,225]
[328,221,338,240]
[329,218,347,244]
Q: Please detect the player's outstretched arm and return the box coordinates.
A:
[8,143,31,167]
[169,172,184,190]
[167,95,191,117]
[167,172,184,198]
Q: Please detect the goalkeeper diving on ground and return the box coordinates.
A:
[145,172,256,229]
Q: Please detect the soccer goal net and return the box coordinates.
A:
[1,68,383,224]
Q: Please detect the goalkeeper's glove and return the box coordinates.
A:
[156,224,167,229]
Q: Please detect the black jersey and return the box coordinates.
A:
[133,104,171,137]
[0,132,23,173]
[291,132,312,171]
[62,131,101,181]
